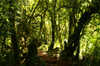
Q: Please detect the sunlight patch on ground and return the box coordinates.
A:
[42,52,47,55]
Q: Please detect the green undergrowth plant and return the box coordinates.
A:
[38,44,48,52]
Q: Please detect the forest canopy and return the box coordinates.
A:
[0,0,100,66]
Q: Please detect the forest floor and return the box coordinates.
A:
[38,50,83,66]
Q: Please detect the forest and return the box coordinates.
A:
[0,0,100,66]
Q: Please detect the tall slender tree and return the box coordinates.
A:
[48,0,57,51]
[9,0,20,66]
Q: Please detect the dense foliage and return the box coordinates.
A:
[0,0,100,66]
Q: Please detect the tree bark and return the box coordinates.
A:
[25,38,39,66]
[69,7,95,47]
[9,1,20,66]
[48,0,57,51]
[66,6,97,59]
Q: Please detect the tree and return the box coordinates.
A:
[66,0,100,60]
[25,38,38,66]
[9,0,20,66]
[48,0,57,51]
[0,0,100,65]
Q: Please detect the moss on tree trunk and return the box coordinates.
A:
[9,1,20,66]
[61,6,97,61]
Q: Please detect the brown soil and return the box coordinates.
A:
[38,50,82,66]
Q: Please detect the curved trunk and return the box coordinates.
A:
[66,6,96,60]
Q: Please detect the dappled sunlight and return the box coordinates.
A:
[0,0,100,66]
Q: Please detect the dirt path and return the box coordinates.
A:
[38,50,82,66]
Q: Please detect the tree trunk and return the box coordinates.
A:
[48,13,55,51]
[69,7,95,47]
[48,0,57,51]
[68,13,74,46]
[75,35,80,60]
[66,6,97,59]
[9,1,20,66]
[25,39,38,66]
[61,7,96,60]
[68,3,77,47]
[58,33,63,50]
